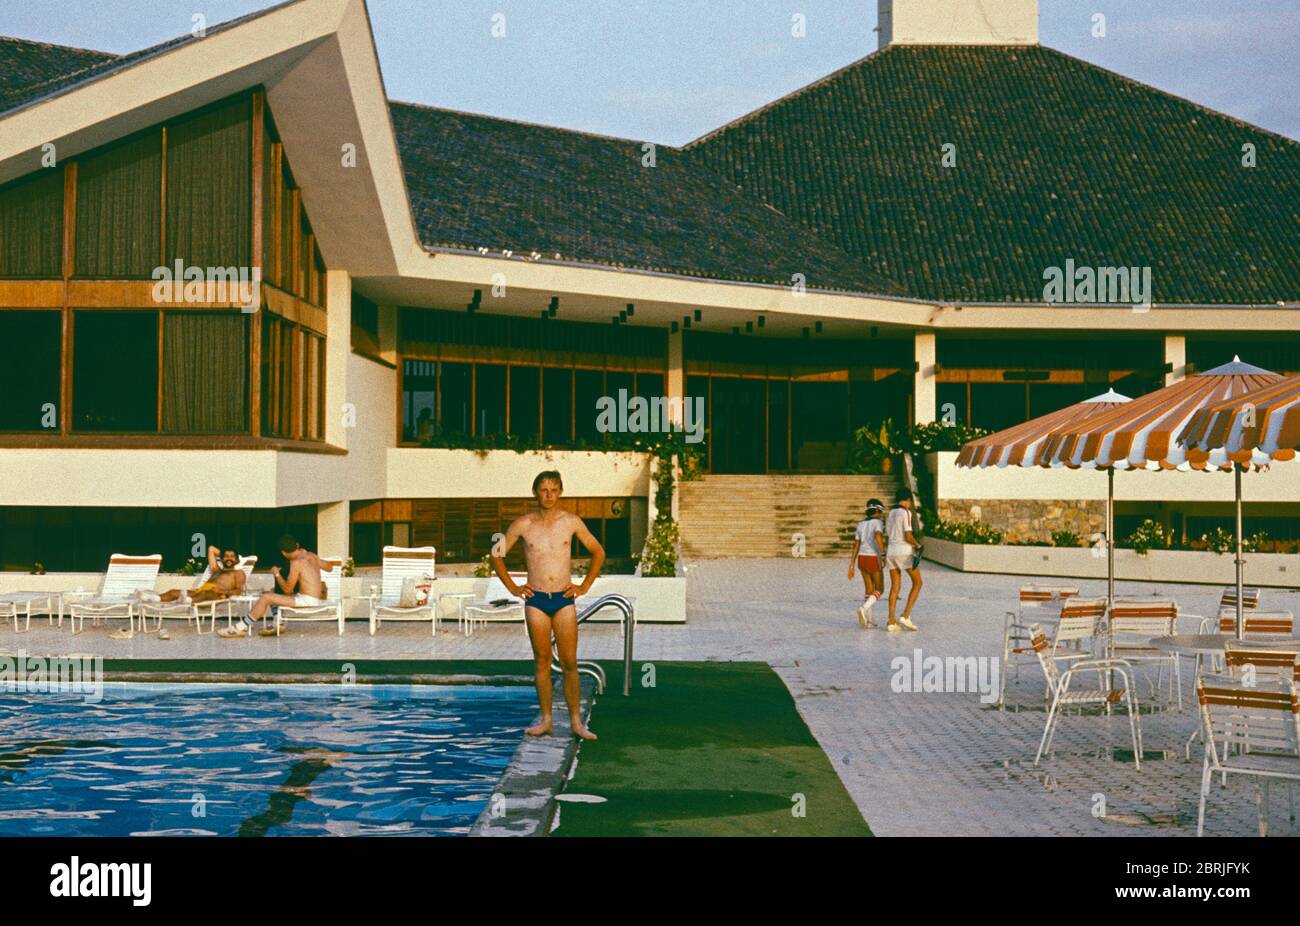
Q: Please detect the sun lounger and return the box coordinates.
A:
[0,591,62,633]
[367,546,437,636]
[67,554,163,635]
[267,556,345,636]
[138,556,258,634]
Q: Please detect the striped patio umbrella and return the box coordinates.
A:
[955,389,1131,607]
[1035,358,1283,637]
[1036,358,1281,470]
[955,389,1131,468]
[1180,373,1300,467]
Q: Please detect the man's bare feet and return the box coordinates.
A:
[525,719,553,736]
[572,722,598,741]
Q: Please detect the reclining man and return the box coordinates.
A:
[159,545,246,604]
[219,534,331,638]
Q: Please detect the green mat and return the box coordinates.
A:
[554,661,872,837]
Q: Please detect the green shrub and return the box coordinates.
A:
[637,517,680,577]
[927,516,1003,545]
[1051,530,1082,548]
[1120,519,1172,556]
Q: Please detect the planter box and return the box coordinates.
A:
[923,538,1298,588]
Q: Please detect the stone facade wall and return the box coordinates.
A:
[937,498,1106,545]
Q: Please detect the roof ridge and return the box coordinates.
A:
[683,44,898,149]
[389,98,672,149]
[1036,44,1300,148]
[0,0,308,119]
[0,34,117,57]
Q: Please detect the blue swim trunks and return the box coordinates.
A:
[525,590,576,618]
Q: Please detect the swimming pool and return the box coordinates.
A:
[0,682,537,836]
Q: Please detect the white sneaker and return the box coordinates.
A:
[885,623,903,633]
[899,616,919,632]
[856,604,872,629]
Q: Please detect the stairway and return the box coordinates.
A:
[678,474,902,559]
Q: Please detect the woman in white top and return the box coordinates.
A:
[884,491,924,632]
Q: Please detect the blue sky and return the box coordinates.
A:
[4,0,1296,144]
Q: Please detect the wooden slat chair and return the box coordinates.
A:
[1184,586,1261,633]
[139,556,257,634]
[269,556,345,636]
[999,584,1081,709]
[1029,622,1144,770]
[368,546,437,636]
[0,591,61,633]
[68,554,163,635]
[1107,600,1182,709]
[1208,610,1294,638]
[1196,674,1300,837]
[1224,640,1300,686]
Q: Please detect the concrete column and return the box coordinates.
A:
[325,270,352,448]
[378,303,398,366]
[317,500,350,559]
[914,331,937,425]
[666,326,685,427]
[1165,335,1187,385]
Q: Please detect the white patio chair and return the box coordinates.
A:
[138,556,258,634]
[1029,622,1143,770]
[0,591,61,633]
[266,556,345,635]
[368,546,437,636]
[1107,599,1181,709]
[1196,674,1300,837]
[1183,586,1262,635]
[1199,610,1294,638]
[998,586,1086,709]
[67,554,163,635]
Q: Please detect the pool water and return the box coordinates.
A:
[0,683,537,836]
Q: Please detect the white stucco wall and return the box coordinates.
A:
[386,448,652,499]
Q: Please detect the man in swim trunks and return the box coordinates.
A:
[159,545,246,603]
[491,470,605,741]
[219,534,331,638]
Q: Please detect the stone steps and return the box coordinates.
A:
[679,474,901,559]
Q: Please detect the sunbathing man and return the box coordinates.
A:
[491,470,605,741]
[219,534,331,638]
[160,545,246,604]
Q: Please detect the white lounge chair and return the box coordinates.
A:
[67,554,163,635]
[462,574,528,631]
[1196,673,1300,836]
[138,556,258,634]
[998,585,1086,709]
[0,590,62,633]
[267,556,345,636]
[368,546,437,635]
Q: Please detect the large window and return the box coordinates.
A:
[261,315,323,440]
[401,359,667,446]
[72,312,159,432]
[0,169,63,278]
[162,313,249,433]
[75,131,162,278]
[0,312,61,431]
[165,98,251,270]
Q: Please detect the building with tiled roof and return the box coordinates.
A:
[0,0,1296,576]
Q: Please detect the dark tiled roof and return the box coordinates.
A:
[0,37,116,98]
[684,44,1300,305]
[0,0,301,116]
[390,101,903,295]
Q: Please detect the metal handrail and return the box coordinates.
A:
[549,593,635,696]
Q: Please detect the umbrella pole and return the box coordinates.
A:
[1235,463,1244,640]
[1107,467,1115,610]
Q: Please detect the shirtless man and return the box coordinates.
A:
[219,534,331,638]
[492,470,605,741]
[160,545,246,603]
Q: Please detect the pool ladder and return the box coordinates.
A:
[550,594,635,696]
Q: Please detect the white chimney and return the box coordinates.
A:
[878,0,1039,49]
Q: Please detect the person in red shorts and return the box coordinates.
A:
[847,499,886,628]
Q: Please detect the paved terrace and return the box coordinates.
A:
[8,560,1299,837]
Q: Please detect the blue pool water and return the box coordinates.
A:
[0,683,537,836]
